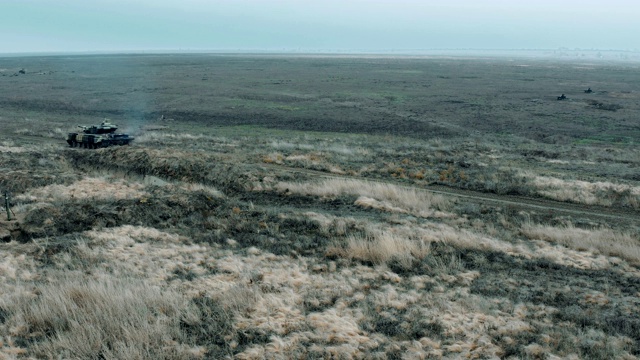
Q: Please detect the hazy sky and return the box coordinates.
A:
[1,0,638,53]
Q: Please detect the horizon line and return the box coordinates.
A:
[1,48,639,60]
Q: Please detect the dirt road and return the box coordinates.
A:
[2,134,637,226]
[262,163,640,226]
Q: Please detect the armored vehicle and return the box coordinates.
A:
[67,121,134,148]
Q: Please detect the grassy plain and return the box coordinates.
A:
[0,54,639,359]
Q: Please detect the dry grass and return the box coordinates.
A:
[82,225,211,286]
[530,174,640,209]
[174,182,223,198]
[327,229,431,267]
[354,196,410,214]
[1,218,637,359]
[135,132,219,143]
[322,217,631,272]
[268,140,369,156]
[277,178,452,215]
[15,176,147,203]
[5,275,200,359]
[0,251,37,283]
[521,222,640,265]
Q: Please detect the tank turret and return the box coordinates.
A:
[67,121,134,148]
[79,121,119,134]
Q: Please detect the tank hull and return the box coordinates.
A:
[67,132,134,148]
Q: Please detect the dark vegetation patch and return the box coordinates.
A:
[0,306,8,324]
[18,185,337,257]
[20,189,223,239]
[303,288,341,313]
[463,250,640,354]
[359,297,405,338]
[383,241,640,354]
[387,241,640,356]
[66,146,266,195]
[0,171,76,194]
[29,233,97,268]
[162,109,459,138]
[171,266,199,281]
[0,152,76,194]
[520,149,560,159]
[238,191,366,217]
[180,295,235,358]
[587,99,623,111]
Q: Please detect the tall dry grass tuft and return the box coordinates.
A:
[277,178,452,215]
[328,229,431,266]
[7,275,204,359]
[529,174,640,209]
[521,222,640,265]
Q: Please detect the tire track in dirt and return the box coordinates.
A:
[261,163,640,224]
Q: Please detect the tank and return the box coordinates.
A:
[66,121,134,148]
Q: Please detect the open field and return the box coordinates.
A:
[1,54,639,359]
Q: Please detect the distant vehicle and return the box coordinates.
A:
[67,121,134,148]
[584,87,593,93]
[557,94,567,100]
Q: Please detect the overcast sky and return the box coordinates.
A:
[1,0,638,53]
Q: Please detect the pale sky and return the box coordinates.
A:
[1,0,638,53]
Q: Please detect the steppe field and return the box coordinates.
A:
[0,53,639,359]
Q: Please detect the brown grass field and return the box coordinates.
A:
[0,53,639,359]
